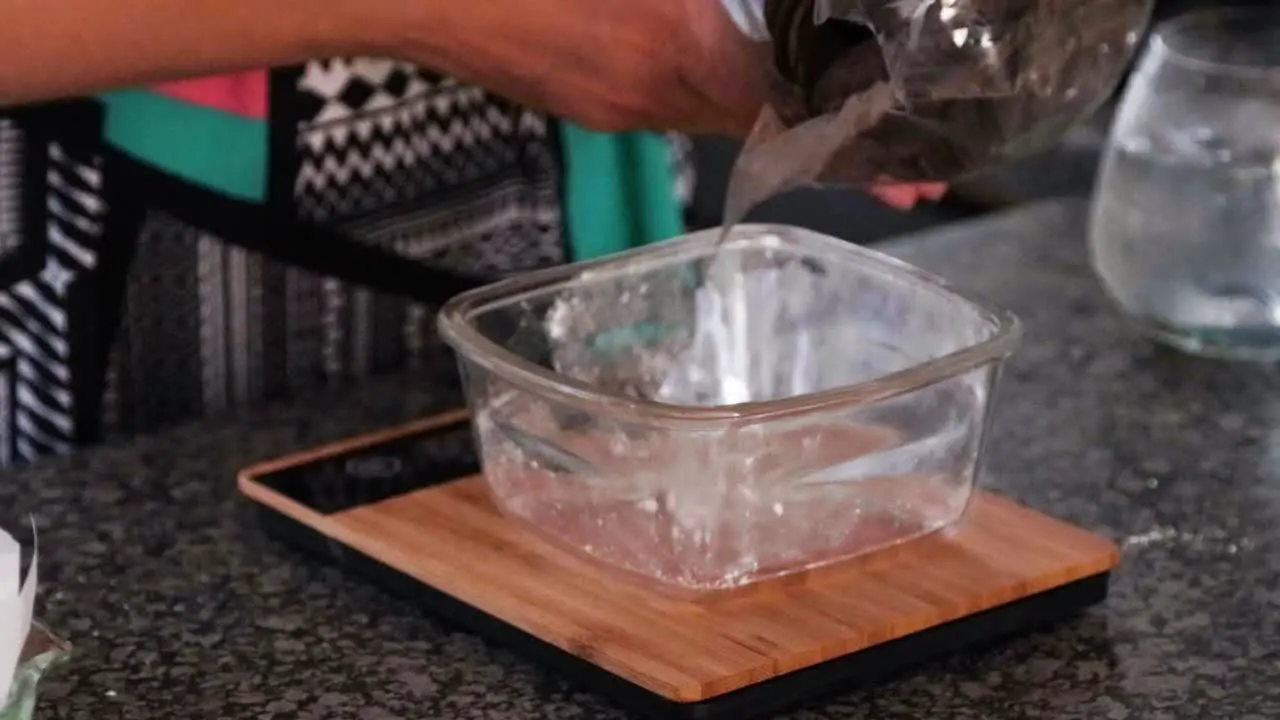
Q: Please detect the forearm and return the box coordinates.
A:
[0,0,412,105]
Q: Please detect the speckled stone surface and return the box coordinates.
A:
[11,198,1280,719]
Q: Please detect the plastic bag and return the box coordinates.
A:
[720,0,1155,218]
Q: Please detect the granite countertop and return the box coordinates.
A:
[12,198,1280,719]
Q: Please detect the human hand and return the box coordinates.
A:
[868,183,948,210]
[387,0,948,208]
[392,0,769,136]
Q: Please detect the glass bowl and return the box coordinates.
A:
[1090,7,1280,361]
[0,622,70,720]
[439,225,1021,592]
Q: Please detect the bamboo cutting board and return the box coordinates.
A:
[239,411,1120,720]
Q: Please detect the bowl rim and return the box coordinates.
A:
[1149,6,1280,79]
[438,223,1023,427]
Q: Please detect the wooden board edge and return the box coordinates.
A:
[235,418,1125,707]
[976,493,1123,573]
[235,411,1123,581]
[252,488,1117,711]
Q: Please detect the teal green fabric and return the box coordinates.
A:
[99,90,268,202]
[95,95,684,242]
[559,123,686,261]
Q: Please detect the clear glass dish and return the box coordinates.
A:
[439,225,1022,592]
[0,622,70,720]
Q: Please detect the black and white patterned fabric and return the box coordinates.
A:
[0,119,21,257]
[100,60,571,438]
[291,58,556,224]
[668,132,697,209]
[0,107,109,462]
[0,59,697,465]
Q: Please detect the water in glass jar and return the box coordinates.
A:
[1091,122,1280,360]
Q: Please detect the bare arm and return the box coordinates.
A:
[0,0,404,105]
[0,0,768,136]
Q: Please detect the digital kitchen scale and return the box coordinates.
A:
[238,410,1119,720]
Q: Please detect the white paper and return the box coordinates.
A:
[0,531,17,600]
[0,520,37,704]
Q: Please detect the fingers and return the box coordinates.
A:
[916,183,947,201]
[868,183,948,209]
[868,185,919,209]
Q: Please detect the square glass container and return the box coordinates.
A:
[438,225,1021,592]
